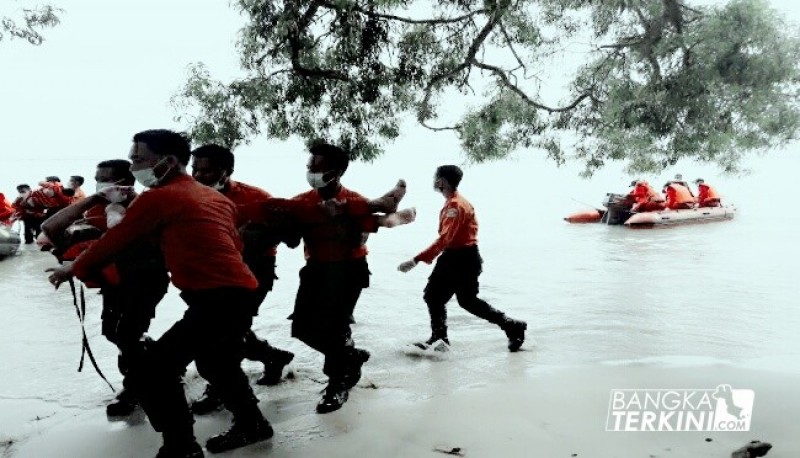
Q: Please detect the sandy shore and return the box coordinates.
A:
[2,362,797,458]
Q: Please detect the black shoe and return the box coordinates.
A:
[106,389,138,417]
[190,387,223,415]
[205,419,274,453]
[154,441,204,458]
[412,335,450,351]
[256,349,295,386]
[316,382,349,414]
[342,348,370,390]
[502,319,527,352]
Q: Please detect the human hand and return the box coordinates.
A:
[45,264,74,289]
[379,208,416,228]
[96,185,135,204]
[397,259,417,273]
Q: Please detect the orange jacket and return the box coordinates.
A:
[72,174,257,292]
[697,183,720,202]
[415,192,479,264]
[290,186,371,262]
[630,181,663,204]
[222,180,279,257]
[665,183,695,209]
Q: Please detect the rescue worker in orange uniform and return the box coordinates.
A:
[68,175,87,202]
[664,181,696,210]
[12,184,46,243]
[188,144,296,414]
[42,159,169,418]
[288,143,409,414]
[694,178,722,207]
[47,130,273,457]
[398,165,527,353]
[187,145,412,416]
[628,180,666,212]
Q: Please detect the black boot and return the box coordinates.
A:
[154,441,204,458]
[106,388,138,417]
[316,380,349,414]
[190,386,223,415]
[501,318,527,352]
[256,349,295,386]
[342,348,370,389]
[205,418,274,453]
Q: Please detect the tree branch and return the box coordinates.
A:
[417,3,507,123]
[499,20,527,78]
[471,59,591,113]
[285,1,349,81]
[420,120,462,132]
[319,1,488,25]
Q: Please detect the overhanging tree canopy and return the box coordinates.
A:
[172,0,800,175]
[1,4,61,45]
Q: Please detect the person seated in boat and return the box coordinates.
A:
[0,193,15,224]
[664,181,696,210]
[663,173,695,198]
[628,180,666,212]
[694,178,721,207]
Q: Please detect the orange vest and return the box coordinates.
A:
[631,182,663,204]
[698,183,720,201]
[665,183,694,207]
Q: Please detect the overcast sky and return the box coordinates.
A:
[1,0,798,199]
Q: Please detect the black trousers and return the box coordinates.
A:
[21,215,44,243]
[242,255,281,362]
[423,246,506,335]
[101,271,169,378]
[125,287,262,439]
[245,255,277,306]
[291,258,370,379]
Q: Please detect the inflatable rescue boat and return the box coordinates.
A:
[564,193,736,227]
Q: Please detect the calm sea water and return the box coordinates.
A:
[1,142,798,413]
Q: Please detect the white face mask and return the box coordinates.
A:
[96,182,115,193]
[306,171,335,189]
[211,174,228,191]
[132,157,169,188]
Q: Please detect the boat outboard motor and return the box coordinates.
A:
[600,193,634,225]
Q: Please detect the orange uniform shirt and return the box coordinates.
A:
[697,183,720,202]
[291,186,370,262]
[71,188,87,203]
[415,192,478,264]
[222,180,278,257]
[83,203,110,231]
[72,174,257,292]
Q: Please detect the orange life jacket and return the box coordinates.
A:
[0,194,14,221]
[697,183,720,202]
[665,183,695,208]
[631,181,664,204]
